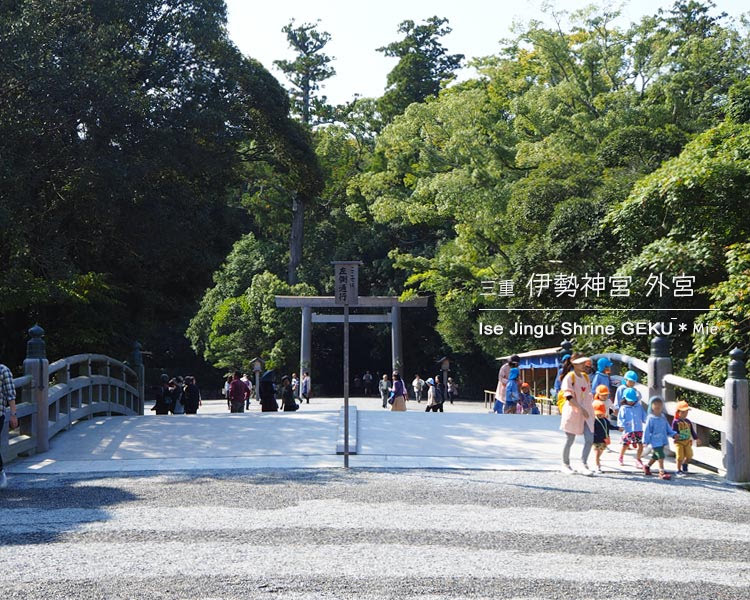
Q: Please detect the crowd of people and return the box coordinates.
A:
[221,370,312,413]
[373,371,459,412]
[494,351,700,479]
[150,374,202,415]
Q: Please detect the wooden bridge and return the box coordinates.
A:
[2,326,749,486]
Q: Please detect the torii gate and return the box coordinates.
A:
[274,295,429,384]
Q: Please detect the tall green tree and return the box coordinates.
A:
[272,20,332,284]
[377,16,464,124]
[274,20,336,126]
[0,0,317,368]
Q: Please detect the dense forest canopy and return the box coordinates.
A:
[2,0,749,398]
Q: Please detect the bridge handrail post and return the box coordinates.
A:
[132,342,145,416]
[724,348,750,485]
[648,336,673,403]
[23,325,50,454]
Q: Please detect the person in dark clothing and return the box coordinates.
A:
[183,376,201,414]
[228,371,248,413]
[171,376,186,414]
[151,374,171,415]
[259,370,278,412]
[280,375,298,412]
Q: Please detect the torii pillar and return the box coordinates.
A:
[300,305,312,378]
[391,305,403,374]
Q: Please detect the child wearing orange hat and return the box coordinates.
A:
[592,386,618,473]
[672,400,699,474]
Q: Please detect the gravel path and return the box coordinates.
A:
[1,468,748,599]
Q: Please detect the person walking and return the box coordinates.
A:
[291,373,299,400]
[504,368,521,414]
[259,370,278,412]
[446,377,458,404]
[228,371,248,413]
[241,373,253,410]
[0,362,19,488]
[590,358,613,413]
[223,375,232,410]
[280,375,298,412]
[379,374,391,409]
[363,371,374,396]
[171,376,186,415]
[494,355,519,414]
[151,374,171,415]
[560,354,596,476]
[412,374,425,403]
[183,376,201,414]
[300,371,311,404]
[389,371,408,412]
[434,375,447,412]
[425,377,444,413]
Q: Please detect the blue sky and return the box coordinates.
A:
[226,0,747,105]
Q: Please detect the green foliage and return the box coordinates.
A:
[377,17,464,123]
[688,243,750,385]
[189,269,315,372]
[0,0,320,368]
[274,20,336,126]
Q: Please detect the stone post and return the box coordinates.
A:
[647,336,672,403]
[24,325,49,454]
[724,348,750,485]
[133,341,145,416]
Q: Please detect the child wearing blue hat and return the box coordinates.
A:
[643,396,679,480]
[617,387,647,468]
[590,358,613,413]
[614,370,641,411]
[504,368,521,414]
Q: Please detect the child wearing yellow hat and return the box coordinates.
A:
[592,386,618,473]
[672,400,699,474]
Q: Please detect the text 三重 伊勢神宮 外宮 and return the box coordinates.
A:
[481,273,695,299]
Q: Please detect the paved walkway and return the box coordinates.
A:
[7,398,708,475]
[1,469,748,599]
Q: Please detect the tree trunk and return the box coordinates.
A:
[288,195,305,285]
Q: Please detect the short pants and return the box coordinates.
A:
[651,445,666,460]
[621,431,643,446]
[593,442,607,451]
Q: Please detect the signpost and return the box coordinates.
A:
[333,261,362,468]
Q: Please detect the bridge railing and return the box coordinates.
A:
[592,338,749,486]
[1,326,145,465]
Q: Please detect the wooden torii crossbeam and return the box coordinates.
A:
[274,296,429,384]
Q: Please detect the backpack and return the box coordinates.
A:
[434,385,444,404]
[557,371,589,414]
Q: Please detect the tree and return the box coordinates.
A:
[377,16,464,123]
[272,20,333,284]
[0,0,319,367]
[274,20,336,126]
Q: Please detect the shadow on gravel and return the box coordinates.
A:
[607,472,742,494]
[0,477,138,546]
[158,468,370,487]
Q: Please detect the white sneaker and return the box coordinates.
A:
[596,466,603,474]
[561,464,575,475]
[579,464,595,477]
[0,470,7,489]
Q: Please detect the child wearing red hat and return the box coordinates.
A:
[672,400,699,474]
[592,387,618,473]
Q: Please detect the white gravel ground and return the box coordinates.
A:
[1,468,748,599]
